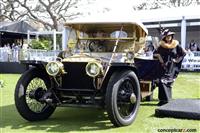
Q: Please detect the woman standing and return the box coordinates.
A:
[155,28,186,106]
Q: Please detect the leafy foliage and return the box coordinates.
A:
[31,39,51,50]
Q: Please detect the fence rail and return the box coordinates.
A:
[0,47,200,71]
[0,48,61,62]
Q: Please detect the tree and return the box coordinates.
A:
[14,0,87,30]
[1,0,107,30]
[0,0,27,21]
[133,0,200,10]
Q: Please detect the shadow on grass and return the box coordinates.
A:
[140,103,157,106]
[0,104,114,132]
[140,99,158,106]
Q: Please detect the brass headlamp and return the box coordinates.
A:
[46,61,64,76]
[85,62,103,77]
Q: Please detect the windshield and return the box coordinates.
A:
[66,27,136,54]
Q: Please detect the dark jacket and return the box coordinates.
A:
[155,40,186,79]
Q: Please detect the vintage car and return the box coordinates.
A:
[15,20,163,127]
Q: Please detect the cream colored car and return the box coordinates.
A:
[14,20,161,127]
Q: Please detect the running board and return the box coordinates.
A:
[57,88,95,92]
[58,103,102,108]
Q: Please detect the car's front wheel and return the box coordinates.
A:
[105,70,140,127]
[15,68,56,121]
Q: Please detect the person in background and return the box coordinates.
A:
[154,28,186,106]
[198,43,200,51]
[189,40,199,51]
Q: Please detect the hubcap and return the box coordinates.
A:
[130,93,136,104]
[26,78,48,113]
[29,87,46,101]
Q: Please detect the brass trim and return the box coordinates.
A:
[62,54,97,62]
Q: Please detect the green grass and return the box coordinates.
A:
[0,72,200,133]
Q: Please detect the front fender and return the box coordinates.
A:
[100,63,138,92]
[20,60,47,70]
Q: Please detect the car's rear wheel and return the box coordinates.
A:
[105,70,140,127]
[15,68,56,121]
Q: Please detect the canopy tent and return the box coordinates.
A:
[0,31,36,39]
[0,21,36,34]
[0,21,37,47]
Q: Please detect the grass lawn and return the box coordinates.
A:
[0,72,199,133]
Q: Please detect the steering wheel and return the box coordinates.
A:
[88,41,98,52]
[88,41,106,52]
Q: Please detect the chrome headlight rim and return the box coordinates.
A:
[46,61,63,76]
[85,62,103,77]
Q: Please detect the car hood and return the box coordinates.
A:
[62,53,109,63]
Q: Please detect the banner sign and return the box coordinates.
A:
[181,51,200,71]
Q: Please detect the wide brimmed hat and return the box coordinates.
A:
[160,28,175,40]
